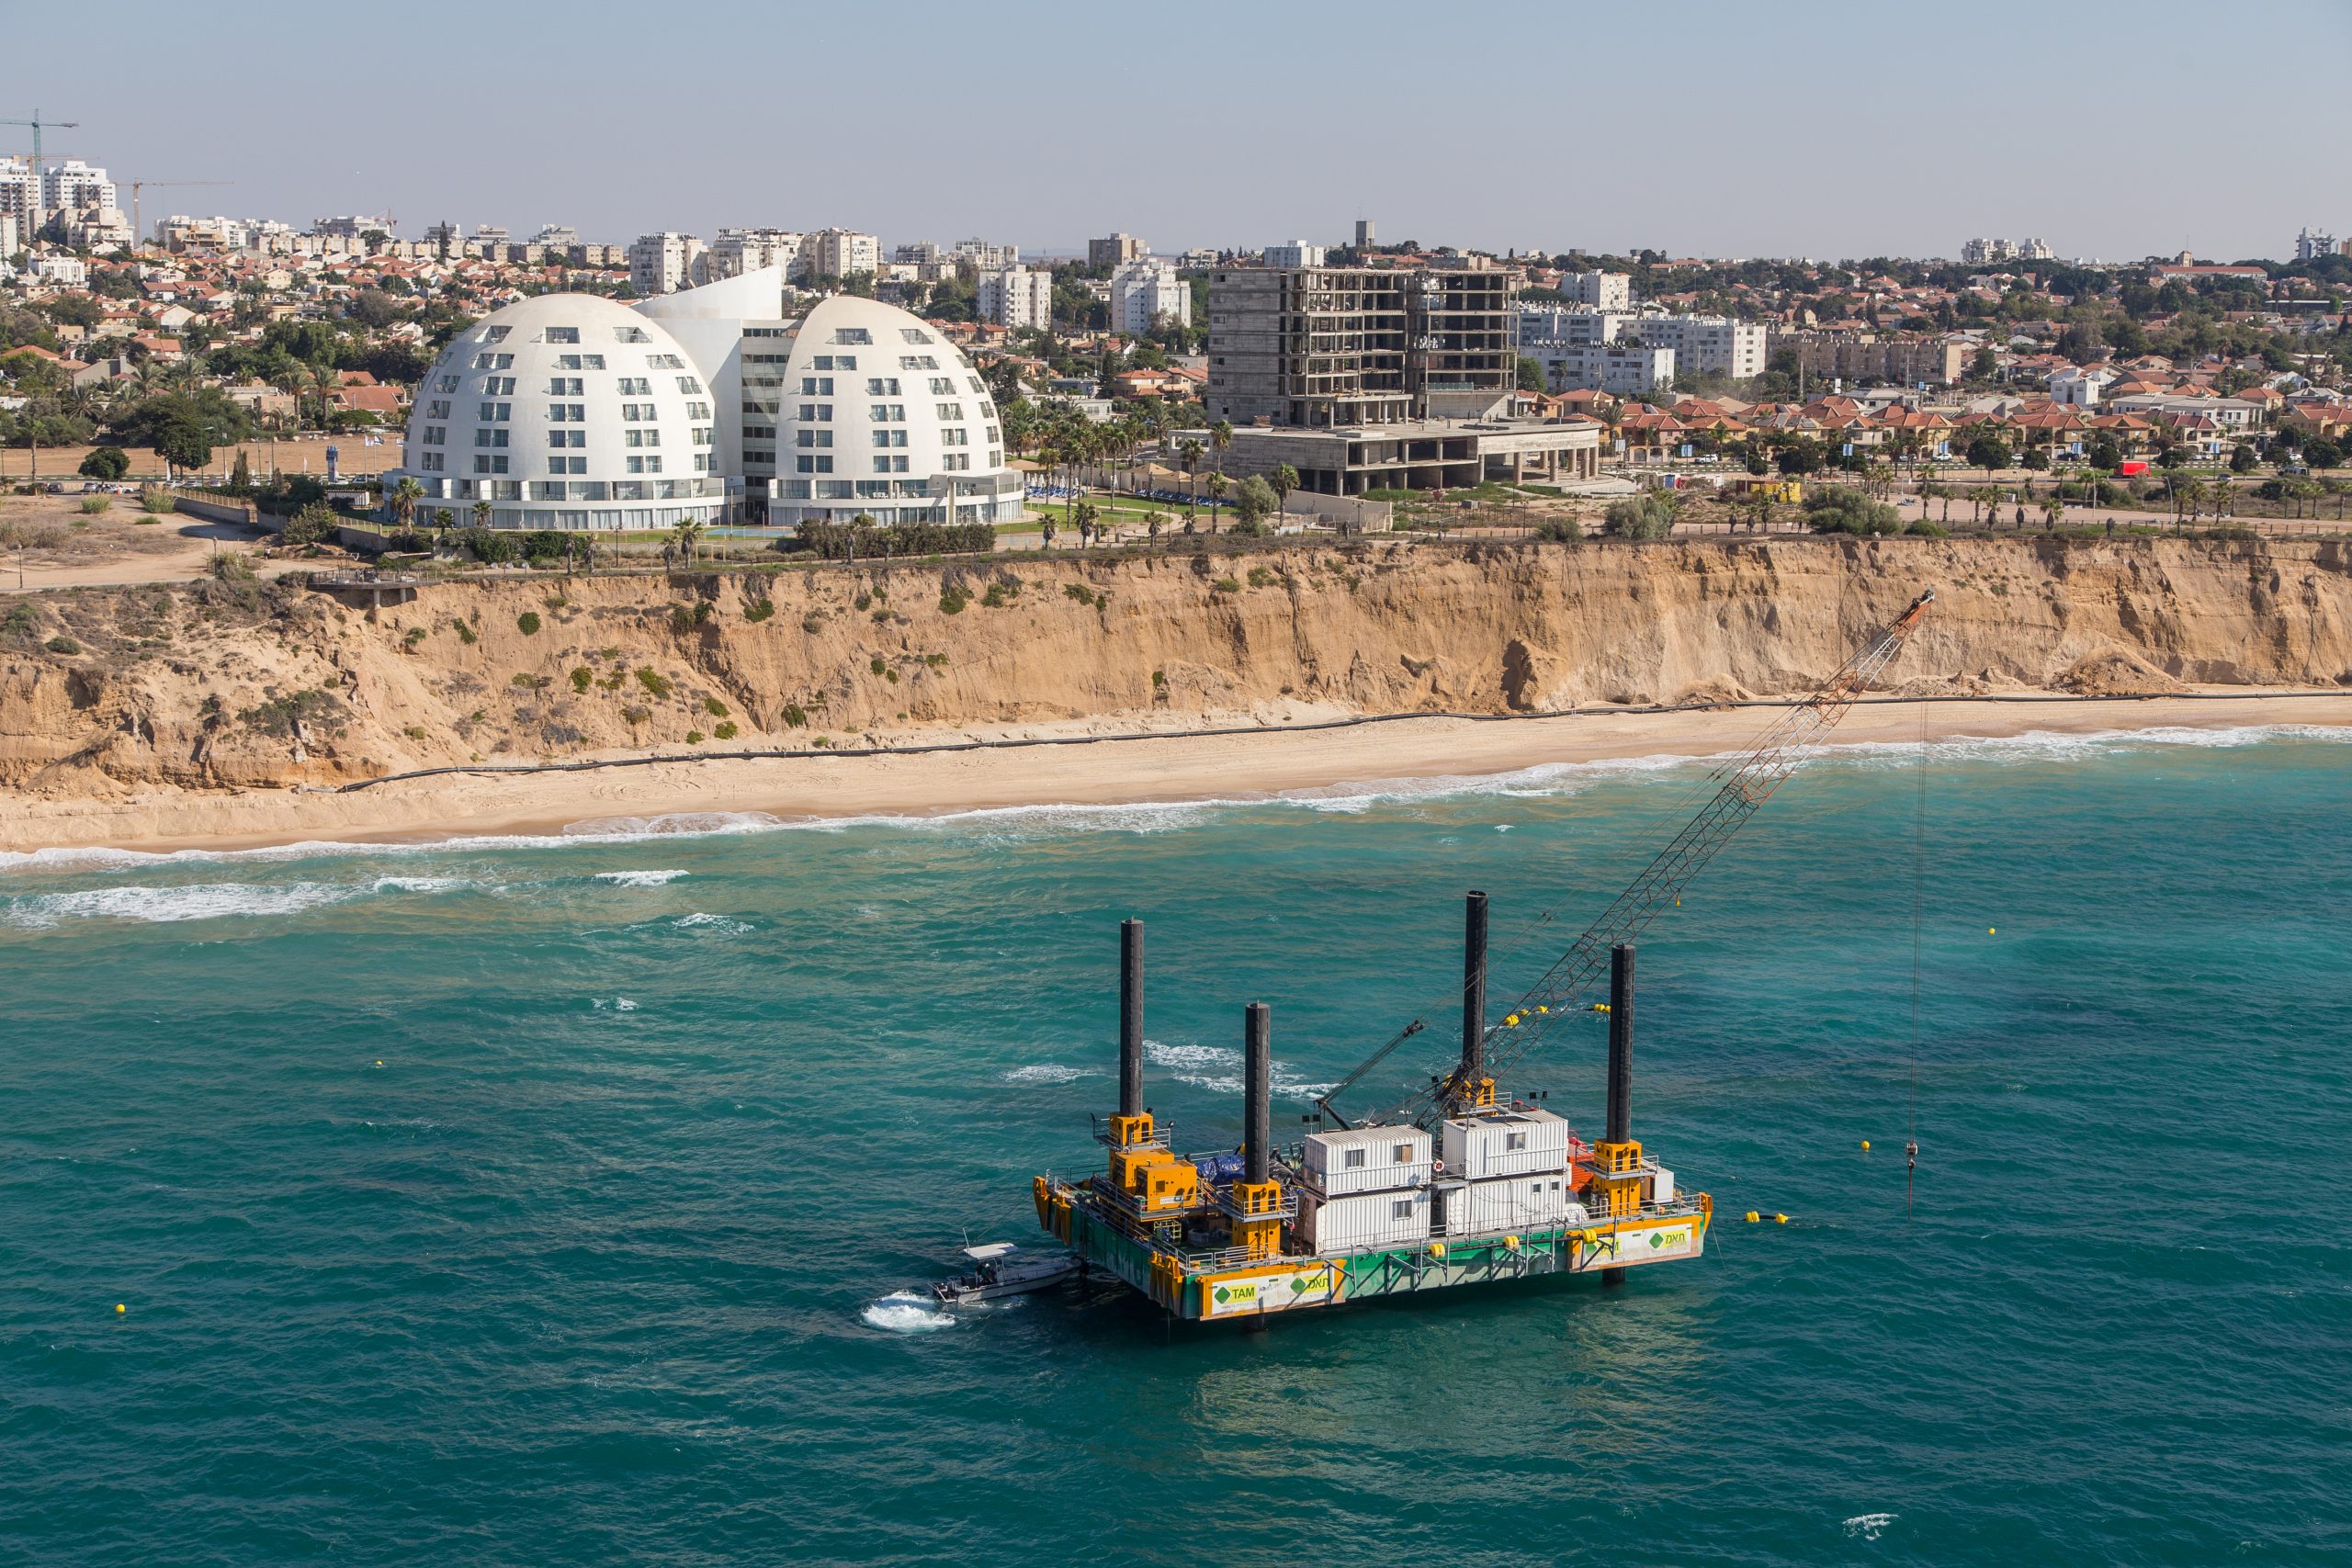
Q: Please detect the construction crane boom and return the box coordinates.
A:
[2,110,82,231]
[1319,588,1937,1129]
[130,180,232,248]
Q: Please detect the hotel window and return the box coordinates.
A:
[978,400,995,418]
[801,377,832,396]
[471,352,513,369]
[676,376,703,394]
[625,429,661,447]
[888,455,908,472]
[550,429,584,448]
[900,327,933,344]
[943,453,969,470]
[987,449,1001,467]
[617,377,650,396]
[435,375,460,393]
[481,378,515,396]
[693,427,712,446]
[423,426,446,446]
[936,403,965,422]
[544,326,579,343]
[928,378,954,396]
[625,455,663,474]
[425,400,450,420]
[817,479,853,499]
[548,456,586,475]
[967,376,987,395]
[481,326,511,344]
[899,355,939,370]
[985,426,1000,445]
[797,403,833,422]
[475,427,509,447]
[943,428,968,446]
[554,354,605,370]
[693,453,711,472]
[686,401,711,419]
[420,452,444,471]
[472,454,509,474]
[866,378,900,395]
[795,429,831,448]
[832,327,871,344]
[548,403,585,422]
[548,377,582,396]
[618,327,652,344]
[872,456,894,474]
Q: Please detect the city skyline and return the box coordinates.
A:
[8,0,2349,263]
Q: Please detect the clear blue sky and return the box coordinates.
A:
[8,0,2347,262]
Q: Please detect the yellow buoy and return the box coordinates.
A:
[1773,1213,1789,1224]
[114,1303,126,1314]
[1744,1211,1760,1223]
[1860,1140,1871,1150]
[1988,927,1996,935]
[374,1060,384,1067]
[1505,1013,1521,1026]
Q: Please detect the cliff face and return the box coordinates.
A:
[6,536,2352,796]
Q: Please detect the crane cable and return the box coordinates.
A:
[1329,589,1939,1128]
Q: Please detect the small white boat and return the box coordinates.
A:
[932,1242,1079,1304]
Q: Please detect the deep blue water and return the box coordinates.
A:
[4,727,2350,1566]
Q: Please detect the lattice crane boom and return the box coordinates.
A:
[1320,588,1936,1128]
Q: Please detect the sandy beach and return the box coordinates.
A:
[6,691,2347,860]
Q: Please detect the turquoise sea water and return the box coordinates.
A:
[4,727,2351,1566]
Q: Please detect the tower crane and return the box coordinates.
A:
[1316,588,1938,1131]
[1,110,80,232]
[130,181,232,250]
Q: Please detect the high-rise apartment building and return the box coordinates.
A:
[1559,270,1631,310]
[978,265,1056,329]
[629,231,706,295]
[1109,258,1189,335]
[1354,218,1375,248]
[1960,236,2054,265]
[1262,240,1327,269]
[1520,306,1766,381]
[1205,264,1519,427]
[802,228,880,279]
[2297,227,2341,263]
[707,228,806,280]
[1089,232,1144,268]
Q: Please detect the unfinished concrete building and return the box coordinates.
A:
[1205,265,1520,428]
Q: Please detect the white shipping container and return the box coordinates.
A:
[1454,1173,1580,1235]
[1650,1167,1675,1205]
[1441,1108,1571,1179]
[1299,1186,1433,1254]
[1303,1124,1433,1197]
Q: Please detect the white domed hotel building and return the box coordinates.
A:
[390,293,725,532]
[387,274,1024,532]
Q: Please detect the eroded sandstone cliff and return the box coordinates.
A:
[6,535,2350,798]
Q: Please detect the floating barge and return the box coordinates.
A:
[1035,916,1710,1324]
[1028,592,1938,1325]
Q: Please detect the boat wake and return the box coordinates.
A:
[862,1292,956,1335]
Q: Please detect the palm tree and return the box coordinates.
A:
[1179,438,1204,513]
[2040,494,2063,532]
[672,517,706,565]
[388,476,423,531]
[1205,470,1227,534]
[1208,420,1232,491]
[1145,511,1164,550]
[1271,464,1299,511]
[471,498,492,529]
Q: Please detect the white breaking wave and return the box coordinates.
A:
[594,869,691,887]
[1,881,358,927]
[1842,1513,1897,1541]
[371,875,477,895]
[3,722,2346,874]
[863,1292,956,1334]
[672,912,751,933]
[1144,1039,1335,1100]
[1001,1063,1100,1086]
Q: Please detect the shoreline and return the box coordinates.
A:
[6,690,2351,862]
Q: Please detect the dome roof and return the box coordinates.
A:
[394,292,724,528]
[767,295,1010,518]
